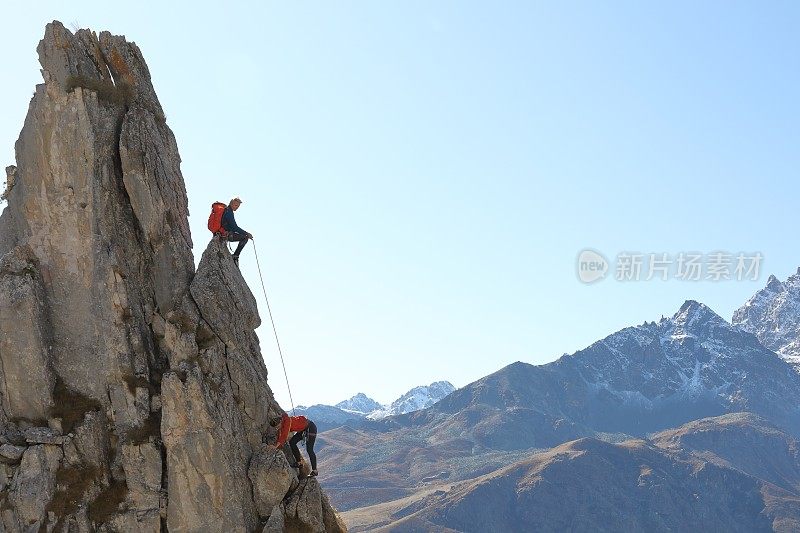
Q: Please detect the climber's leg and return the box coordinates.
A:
[306,422,318,472]
[227,231,249,258]
[289,431,304,465]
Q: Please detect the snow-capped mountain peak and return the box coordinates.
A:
[562,297,796,420]
[335,393,383,414]
[672,300,730,336]
[296,381,457,428]
[367,381,456,420]
[766,274,784,291]
[733,267,800,369]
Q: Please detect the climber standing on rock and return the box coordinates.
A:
[221,197,252,266]
[275,413,318,477]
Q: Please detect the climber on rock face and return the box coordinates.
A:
[275,413,318,477]
[222,197,252,266]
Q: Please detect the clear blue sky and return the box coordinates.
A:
[2,2,799,408]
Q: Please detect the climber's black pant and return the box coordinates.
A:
[226,232,249,257]
[289,421,317,470]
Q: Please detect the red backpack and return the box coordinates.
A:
[207,202,227,236]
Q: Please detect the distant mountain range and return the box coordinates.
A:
[319,267,800,531]
[295,381,455,430]
[366,381,456,420]
[342,413,800,532]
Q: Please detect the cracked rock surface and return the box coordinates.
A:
[0,20,345,532]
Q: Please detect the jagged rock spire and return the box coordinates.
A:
[0,21,345,531]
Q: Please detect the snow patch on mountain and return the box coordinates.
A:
[571,299,785,410]
[297,381,456,426]
[733,267,800,369]
[335,393,383,414]
[367,381,456,420]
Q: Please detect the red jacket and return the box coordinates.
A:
[276,414,309,448]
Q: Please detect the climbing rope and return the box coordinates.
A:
[252,240,296,417]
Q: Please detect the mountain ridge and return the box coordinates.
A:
[296,381,455,430]
[342,413,800,532]
[396,299,800,441]
[733,266,800,368]
[320,297,800,523]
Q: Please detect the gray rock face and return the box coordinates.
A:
[23,426,63,446]
[9,445,62,531]
[265,479,347,533]
[733,269,800,369]
[0,21,345,532]
[248,445,297,518]
[161,366,257,531]
[0,445,25,464]
[0,246,54,423]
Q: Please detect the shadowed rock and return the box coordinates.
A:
[249,445,298,519]
[266,478,347,533]
[0,20,345,531]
